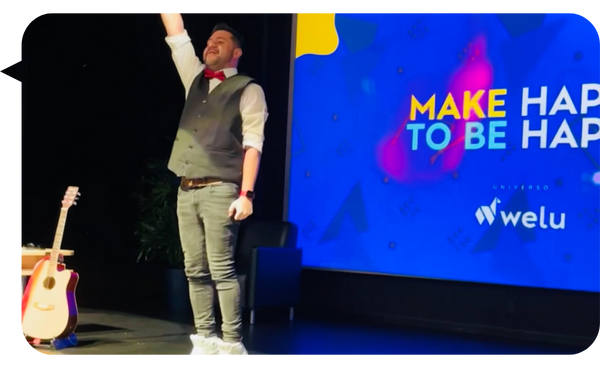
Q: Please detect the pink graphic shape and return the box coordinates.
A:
[442,35,493,171]
[377,35,494,183]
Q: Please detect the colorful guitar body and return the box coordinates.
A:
[22,186,81,342]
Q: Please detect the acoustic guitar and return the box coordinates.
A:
[22,186,81,342]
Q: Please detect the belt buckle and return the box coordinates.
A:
[181,177,210,191]
[181,178,192,192]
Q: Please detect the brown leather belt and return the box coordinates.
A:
[180,177,224,191]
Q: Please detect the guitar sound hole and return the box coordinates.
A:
[43,277,56,290]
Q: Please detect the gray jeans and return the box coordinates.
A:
[176,183,242,342]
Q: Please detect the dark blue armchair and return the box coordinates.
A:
[235,220,301,324]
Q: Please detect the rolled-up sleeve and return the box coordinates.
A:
[165,29,204,98]
[240,83,268,153]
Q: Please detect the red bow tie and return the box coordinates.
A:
[204,69,225,81]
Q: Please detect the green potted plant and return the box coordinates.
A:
[133,158,192,322]
[134,158,182,268]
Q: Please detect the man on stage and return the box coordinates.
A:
[160,13,268,355]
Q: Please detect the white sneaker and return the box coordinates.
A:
[218,340,249,355]
[190,334,220,355]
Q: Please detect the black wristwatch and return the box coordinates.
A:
[240,190,255,200]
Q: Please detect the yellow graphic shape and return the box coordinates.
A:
[296,14,339,58]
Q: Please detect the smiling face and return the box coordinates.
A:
[203,30,243,71]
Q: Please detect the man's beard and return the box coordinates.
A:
[205,53,232,69]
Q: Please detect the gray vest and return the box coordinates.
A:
[168,71,254,184]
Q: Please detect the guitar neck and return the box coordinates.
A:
[49,208,69,269]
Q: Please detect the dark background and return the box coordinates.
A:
[21,14,599,351]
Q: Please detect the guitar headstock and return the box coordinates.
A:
[61,186,81,209]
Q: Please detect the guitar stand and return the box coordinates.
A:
[27,333,78,350]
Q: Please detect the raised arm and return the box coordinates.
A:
[161,13,204,97]
[161,13,185,36]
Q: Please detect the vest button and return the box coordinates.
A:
[193,129,197,133]
[202,100,207,104]
[198,114,202,118]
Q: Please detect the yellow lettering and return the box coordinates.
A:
[463,90,486,120]
[488,89,507,118]
[437,93,461,120]
[410,95,435,121]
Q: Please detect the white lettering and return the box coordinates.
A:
[549,86,578,115]
[522,87,548,116]
[521,212,537,228]
[550,212,566,229]
[486,207,565,230]
[549,119,578,148]
[582,118,600,148]
[522,119,548,148]
[581,84,600,114]
[501,211,522,226]
[539,206,548,229]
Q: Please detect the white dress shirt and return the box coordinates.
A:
[165,29,268,153]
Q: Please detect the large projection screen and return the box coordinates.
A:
[284,13,600,293]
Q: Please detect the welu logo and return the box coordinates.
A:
[407,84,600,151]
[475,197,566,230]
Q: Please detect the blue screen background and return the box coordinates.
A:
[288,14,600,292]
